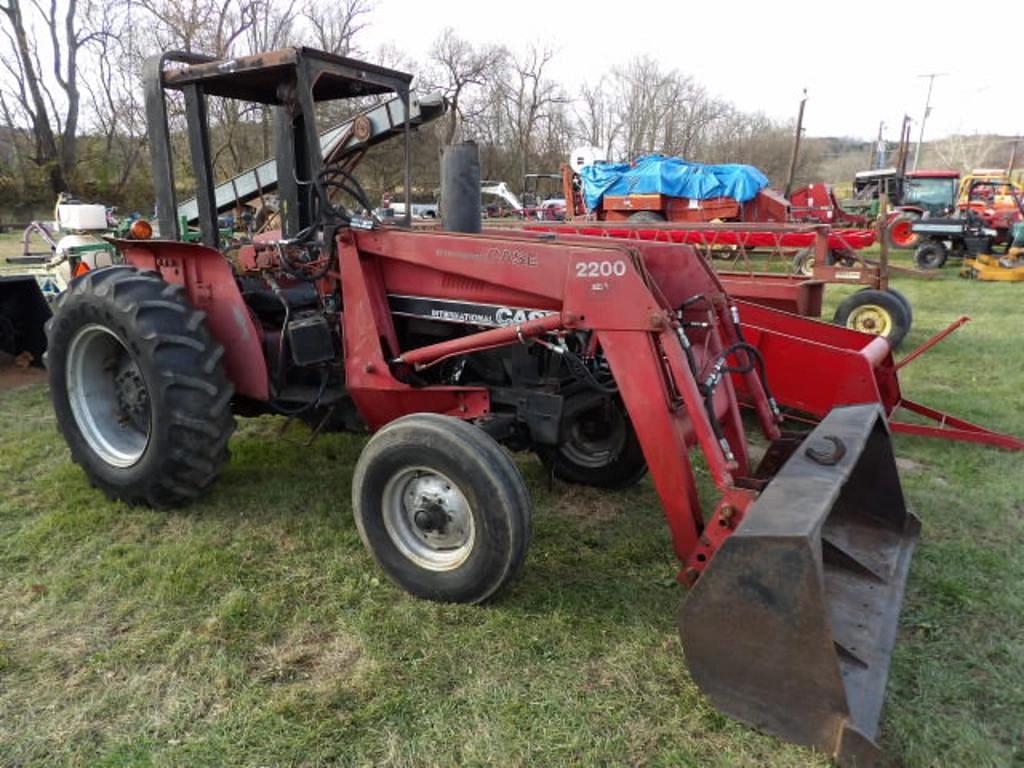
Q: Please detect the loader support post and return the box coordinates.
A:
[596,329,704,559]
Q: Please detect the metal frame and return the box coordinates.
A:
[143,47,417,242]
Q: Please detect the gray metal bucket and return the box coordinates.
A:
[680,405,919,767]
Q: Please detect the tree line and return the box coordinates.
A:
[0,0,1014,221]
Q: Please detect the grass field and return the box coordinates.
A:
[0,231,1022,767]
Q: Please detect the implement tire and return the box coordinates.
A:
[46,266,235,507]
[833,287,912,349]
[628,211,666,223]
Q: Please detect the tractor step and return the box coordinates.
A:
[679,404,919,767]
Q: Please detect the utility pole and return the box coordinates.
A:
[784,89,807,199]
[913,73,947,171]
[875,121,886,169]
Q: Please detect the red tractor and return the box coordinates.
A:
[45,47,919,766]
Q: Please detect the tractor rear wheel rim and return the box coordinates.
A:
[66,324,151,468]
[382,467,476,571]
[560,402,627,469]
[891,220,916,247]
[847,304,892,336]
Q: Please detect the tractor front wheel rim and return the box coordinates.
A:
[66,324,152,468]
[847,304,893,336]
[382,467,476,571]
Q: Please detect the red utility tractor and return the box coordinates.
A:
[45,48,919,766]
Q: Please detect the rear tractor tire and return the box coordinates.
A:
[538,395,647,490]
[46,266,235,507]
[833,288,912,350]
[352,414,532,604]
[886,213,920,250]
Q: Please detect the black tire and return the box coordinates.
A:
[886,213,920,250]
[352,413,531,604]
[538,395,647,490]
[791,248,815,276]
[886,288,914,328]
[833,288,912,349]
[828,247,858,267]
[792,247,852,276]
[45,266,235,507]
[914,240,948,269]
[628,211,666,223]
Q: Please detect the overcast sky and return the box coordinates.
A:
[359,0,1023,143]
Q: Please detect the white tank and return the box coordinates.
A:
[569,145,607,173]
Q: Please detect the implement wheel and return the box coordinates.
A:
[886,214,919,250]
[352,414,532,604]
[833,288,911,349]
[628,211,666,223]
[45,266,235,507]
[538,395,647,489]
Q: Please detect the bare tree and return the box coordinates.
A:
[0,0,106,194]
[574,78,618,159]
[426,28,503,145]
[930,133,1000,173]
[499,44,567,181]
[304,0,371,56]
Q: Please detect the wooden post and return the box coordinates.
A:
[784,90,807,199]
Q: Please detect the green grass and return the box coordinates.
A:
[1,248,1023,767]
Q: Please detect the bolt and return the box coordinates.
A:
[364,362,376,374]
[720,505,736,521]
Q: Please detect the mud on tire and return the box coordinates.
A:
[46,266,235,507]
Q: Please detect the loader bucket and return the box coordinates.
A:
[680,404,919,767]
[0,276,51,363]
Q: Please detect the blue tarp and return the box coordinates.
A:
[579,155,769,211]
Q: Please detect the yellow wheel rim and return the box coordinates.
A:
[847,304,893,336]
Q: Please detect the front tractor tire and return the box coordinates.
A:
[46,266,235,507]
[352,414,532,604]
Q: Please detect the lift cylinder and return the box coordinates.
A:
[441,142,482,234]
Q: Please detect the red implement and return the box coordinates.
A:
[731,302,1024,451]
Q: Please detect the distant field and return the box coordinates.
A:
[0,242,1022,767]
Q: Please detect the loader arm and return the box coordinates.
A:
[342,228,756,564]
[336,226,919,766]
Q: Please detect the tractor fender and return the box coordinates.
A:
[110,239,269,400]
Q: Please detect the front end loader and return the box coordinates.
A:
[44,47,920,766]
